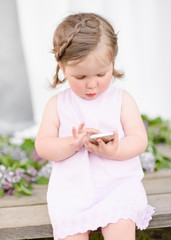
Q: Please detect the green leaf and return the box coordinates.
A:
[0,136,10,146]
[27,185,33,191]
[19,158,35,169]
[20,138,35,155]
[150,117,163,125]
[155,159,170,170]
[20,185,32,195]
[141,115,163,125]
[0,189,4,198]
[0,154,15,168]
[36,176,49,185]
[33,160,47,171]
[19,178,28,186]
[14,189,19,198]
[11,162,20,171]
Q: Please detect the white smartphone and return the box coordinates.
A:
[89,131,115,145]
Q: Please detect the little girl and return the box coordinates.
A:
[35,13,155,240]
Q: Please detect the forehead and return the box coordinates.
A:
[65,47,112,73]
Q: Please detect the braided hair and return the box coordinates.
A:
[51,13,123,87]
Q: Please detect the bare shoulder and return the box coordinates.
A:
[121,90,142,125]
[122,90,137,105]
[121,90,140,112]
[46,94,58,108]
[42,94,59,126]
[35,94,59,142]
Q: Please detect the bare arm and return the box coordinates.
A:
[114,90,148,159]
[84,90,148,160]
[35,95,87,162]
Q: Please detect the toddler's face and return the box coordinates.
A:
[61,49,113,100]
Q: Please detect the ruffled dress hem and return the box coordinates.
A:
[52,204,155,240]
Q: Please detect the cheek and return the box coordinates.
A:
[69,80,84,92]
[101,75,111,89]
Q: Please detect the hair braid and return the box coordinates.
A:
[53,22,83,62]
[51,63,60,87]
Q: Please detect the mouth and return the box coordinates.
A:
[86,93,96,98]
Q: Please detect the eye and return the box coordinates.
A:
[97,73,105,77]
[75,75,86,79]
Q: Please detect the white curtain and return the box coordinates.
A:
[16,0,171,123]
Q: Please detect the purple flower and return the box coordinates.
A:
[3,182,13,190]
[12,175,21,183]
[27,167,37,177]
[8,189,14,195]
[29,150,47,163]
[15,168,24,176]
[6,174,13,183]
[143,121,149,131]
[140,151,155,173]
[37,162,52,179]
[23,174,31,182]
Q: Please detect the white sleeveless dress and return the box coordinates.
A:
[47,85,155,240]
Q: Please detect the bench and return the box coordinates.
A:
[1,168,171,240]
[1,142,171,240]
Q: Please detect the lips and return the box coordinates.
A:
[86,93,96,97]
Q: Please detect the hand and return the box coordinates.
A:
[84,131,119,159]
[70,122,87,152]
[84,128,101,138]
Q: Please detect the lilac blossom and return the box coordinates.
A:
[0,165,22,190]
[27,167,37,177]
[15,168,25,177]
[0,146,27,161]
[0,136,50,197]
[140,148,155,173]
[143,121,149,131]
[8,189,14,195]
[29,150,47,163]
[37,162,52,179]
[23,174,31,182]
[0,164,38,195]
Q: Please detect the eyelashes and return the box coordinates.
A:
[75,76,86,79]
[75,73,106,79]
[97,73,105,77]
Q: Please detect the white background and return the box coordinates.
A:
[16,0,171,123]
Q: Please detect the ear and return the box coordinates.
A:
[58,62,65,75]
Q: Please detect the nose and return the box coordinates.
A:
[86,79,97,89]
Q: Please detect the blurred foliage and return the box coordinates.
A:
[0,137,49,197]
[20,138,35,154]
[142,115,171,171]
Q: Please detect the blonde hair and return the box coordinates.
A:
[51,13,124,87]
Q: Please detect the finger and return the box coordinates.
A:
[83,138,90,147]
[78,122,85,133]
[84,128,101,135]
[97,138,106,149]
[111,131,118,150]
[72,126,77,138]
[79,131,87,141]
[83,139,88,147]
[84,140,97,152]
[114,131,118,143]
